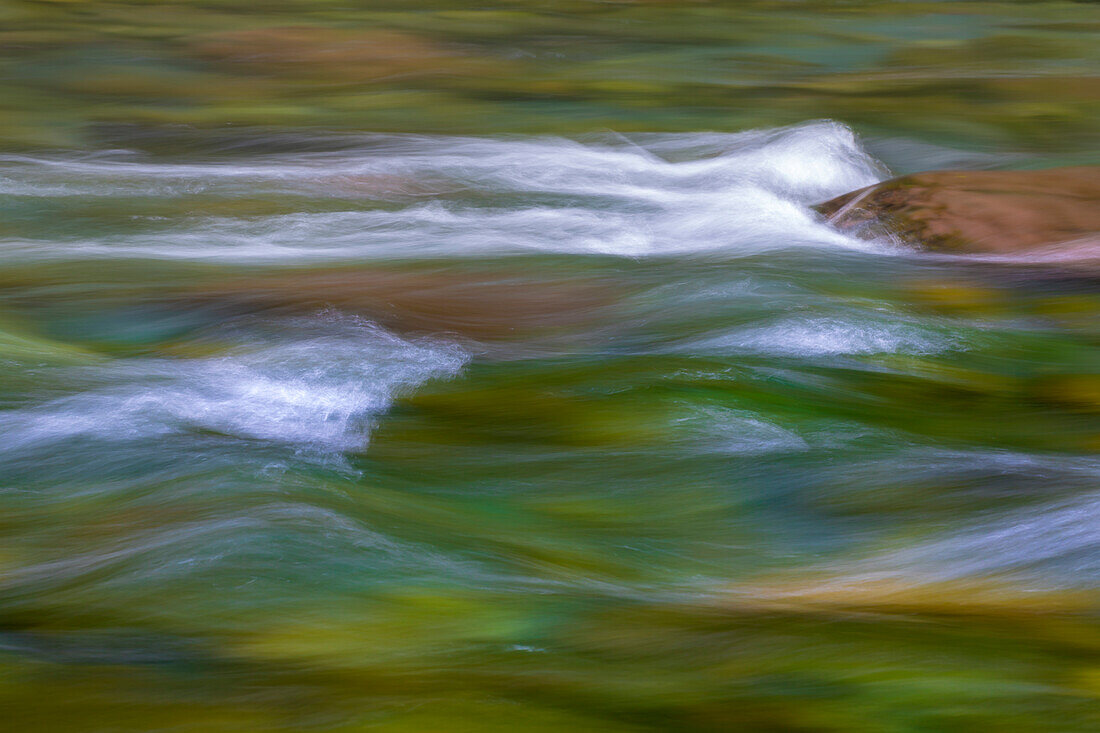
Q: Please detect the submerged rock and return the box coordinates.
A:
[185,26,484,84]
[187,268,619,341]
[817,166,1100,255]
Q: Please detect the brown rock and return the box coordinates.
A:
[185,26,471,83]
[187,267,619,341]
[816,166,1100,255]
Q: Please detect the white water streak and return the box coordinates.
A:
[0,121,885,262]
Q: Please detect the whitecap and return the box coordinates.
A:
[0,121,887,262]
[0,314,467,454]
[678,314,958,357]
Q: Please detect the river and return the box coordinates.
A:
[2,2,1100,731]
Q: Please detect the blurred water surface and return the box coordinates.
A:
[2,2,1100,732]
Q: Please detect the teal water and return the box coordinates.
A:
[2,2,1100,731]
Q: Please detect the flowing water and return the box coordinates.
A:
[5,120,1100,732]
[3,2,1100,732]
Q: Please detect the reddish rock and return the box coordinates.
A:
[189,268,619,341]
[185,26,475,83]
[816,166,1100,255]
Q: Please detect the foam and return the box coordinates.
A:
[677,314,958,357]
[0,121,887,262]
[0,314,467,455]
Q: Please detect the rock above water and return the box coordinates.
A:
[816,166,1100,254]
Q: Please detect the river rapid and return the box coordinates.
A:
[3,121,1100,731]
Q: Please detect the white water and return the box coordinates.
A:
[0,121,887,262]
[0,314,468,455]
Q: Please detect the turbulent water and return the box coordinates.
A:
[3,121,1100,731]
